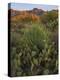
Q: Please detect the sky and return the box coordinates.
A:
[9,3,58,11]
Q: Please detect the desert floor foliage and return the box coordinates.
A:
[9,8,58,76]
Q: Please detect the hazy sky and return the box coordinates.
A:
[9,3,58,11]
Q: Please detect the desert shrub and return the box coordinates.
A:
[40,10,58,31]
[10,23,58,76]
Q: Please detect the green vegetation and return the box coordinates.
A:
[9,9,58,76]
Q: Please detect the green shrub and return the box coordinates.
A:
[10,22,58,76]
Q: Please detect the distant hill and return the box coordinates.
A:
[29,8,44,15]
[8,8,58,23]
[8,8,45,17]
